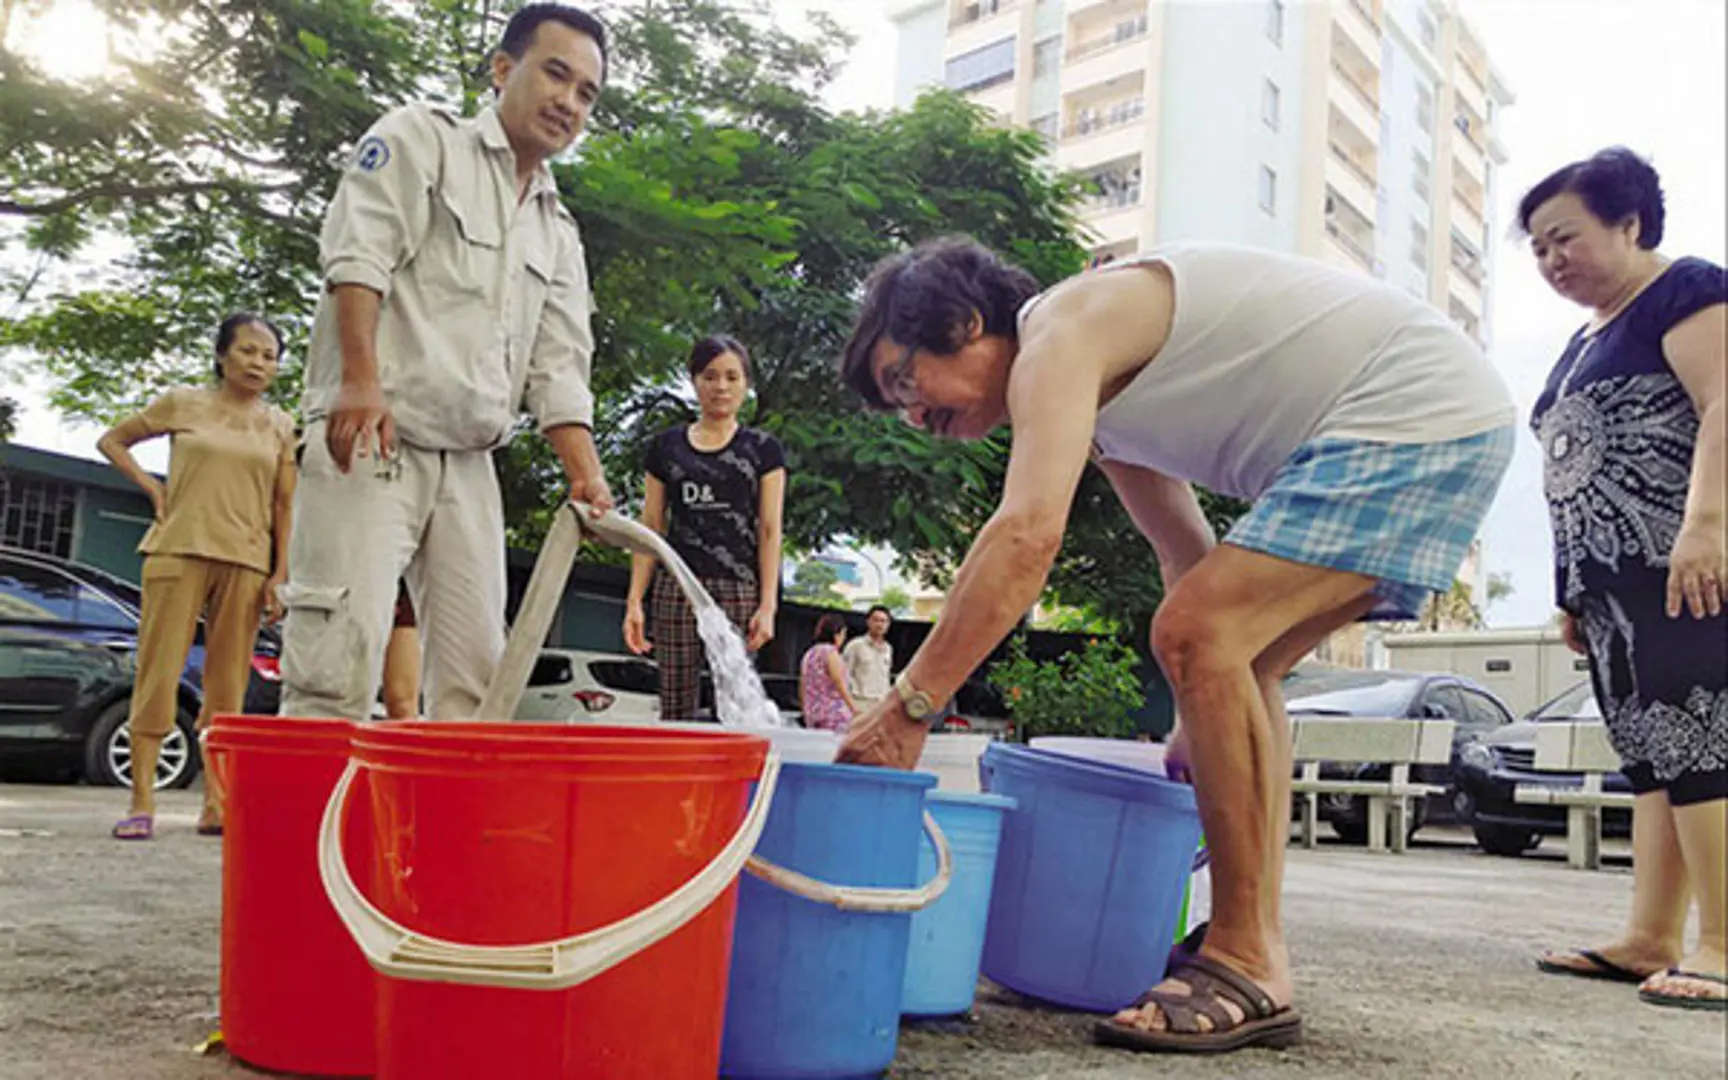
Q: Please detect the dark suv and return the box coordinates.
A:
[0,547,281,790]
[1452,680,1631,856]
[1284,665,1518,843]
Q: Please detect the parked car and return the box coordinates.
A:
[0,546,280,790]
[1282,665,1518,844]
[1453,680,1632,856]
[516,649,661,723]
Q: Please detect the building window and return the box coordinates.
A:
[1412,149,1431,203]
[1416,84,1434,134]
[1086,160,1143,210]
[945,37,1017,94]
[1418,8,1439,52]
[1411,218,1429,268]
[0,474,78,560]
[1262,79,1281,130]
[1258,165,1277,215]
[1266,0,1285,46]
[1032,35,1061,79]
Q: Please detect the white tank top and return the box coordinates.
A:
[1021,243,1515,500]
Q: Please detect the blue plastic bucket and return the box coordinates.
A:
[901,790,1017,1017]
[720,762,937,1079]
[978,743,1202,1012]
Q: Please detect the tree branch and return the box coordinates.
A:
[0,178,299,217]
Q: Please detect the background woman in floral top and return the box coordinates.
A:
[1520,148,1726,1012]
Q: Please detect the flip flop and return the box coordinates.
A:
[1535,949,1655,985]
[196,823,224,837]
[1093,953,1303,1055]
[112,815,154,841]
[1638,969,1727,1012]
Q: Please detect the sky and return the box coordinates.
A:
[6,0,1726,624]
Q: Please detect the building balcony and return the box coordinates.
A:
[1453,64,1490,130]
[1056,108,1147,172]
[1330,62,1381,148]
[946,0,1020,55]
[1325,153,1378,229]
[1452,186,1487,244]
[1063,23,1151,92]
[950,0,1019,30]
[1324,224,1376,274]
[1452,120,1487,186]
[1335,0,1382,60]
[1082,201,1143,247]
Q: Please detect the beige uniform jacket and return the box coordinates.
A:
[301,102,596,450]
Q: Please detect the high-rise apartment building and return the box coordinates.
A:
[887,0,1514,354]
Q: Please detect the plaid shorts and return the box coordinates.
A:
[1226,426,1515,620]
[649,571,758,722]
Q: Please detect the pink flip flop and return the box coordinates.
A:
[112,814,154,841]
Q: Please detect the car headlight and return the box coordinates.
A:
[1460,742,1493,771]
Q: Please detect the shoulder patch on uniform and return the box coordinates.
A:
[353,135,391,172]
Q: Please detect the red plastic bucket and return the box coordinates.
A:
[320,721,775,1079]
[204,715,375,1077]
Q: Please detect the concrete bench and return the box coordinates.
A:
[1291,717,1454,854]
[1513,721,1633,870]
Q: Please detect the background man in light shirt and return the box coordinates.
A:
[843,604,895,708]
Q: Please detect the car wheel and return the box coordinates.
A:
[1451,788,1477,823]
[1473,822,1541,857]
[83,700,202,791]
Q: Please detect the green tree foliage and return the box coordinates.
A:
[2,0,1241,629]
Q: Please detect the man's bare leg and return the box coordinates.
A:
[1110,545,1375,1037]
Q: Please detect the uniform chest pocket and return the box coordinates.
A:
[516,247,556,342]
[424,186,505,301]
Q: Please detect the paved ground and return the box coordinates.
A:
[2,783,1722,1079]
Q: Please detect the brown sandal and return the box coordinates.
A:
[1093,954,1303,1055]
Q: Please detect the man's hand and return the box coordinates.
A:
[568,472,614,515]
[835,696,929,770]
[1560,612,1587,655]
[326,380,395,472]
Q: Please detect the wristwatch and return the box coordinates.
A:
[894,672,943,723]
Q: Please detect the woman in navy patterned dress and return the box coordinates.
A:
[1521,148,1726,1011]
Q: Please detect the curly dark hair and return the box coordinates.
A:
[838,237,1041,410]
[1517,147,1666,250]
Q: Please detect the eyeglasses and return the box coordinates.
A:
[880,342,920,411]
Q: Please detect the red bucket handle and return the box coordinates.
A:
[316,749,781,991]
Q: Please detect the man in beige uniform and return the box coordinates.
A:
[842,604,894,709]
[281,4,613,723]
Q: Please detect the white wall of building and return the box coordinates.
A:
[1377,31,1437,298]
[893,0,948,107]
[1152,0,1306,250]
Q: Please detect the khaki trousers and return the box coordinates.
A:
[128,554,265,810]
[280,425,506,723]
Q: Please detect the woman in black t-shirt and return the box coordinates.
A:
[623,335,787,721]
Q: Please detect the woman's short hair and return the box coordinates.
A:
[813,613,848,645]
[688,334,753,382]
[839,237,1041,410]
[214,312,284,378]
[1517,147,1666,250]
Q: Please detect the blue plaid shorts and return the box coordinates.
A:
[1226,427,1516,620]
